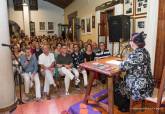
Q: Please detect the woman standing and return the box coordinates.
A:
[115,32,155,112]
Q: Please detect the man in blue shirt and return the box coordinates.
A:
[95,42,111,58]
[20,48,41,101]
[96,42,111,84]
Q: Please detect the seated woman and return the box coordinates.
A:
[115,32,155,112]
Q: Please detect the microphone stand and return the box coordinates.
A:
[10,47,24,105]
[120,44,131,59]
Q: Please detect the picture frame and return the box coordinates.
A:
[92,16,95,28]
[81,18,86,35]
[39,22,45,30]
[48,22,54,30]
[86,16,92,34]
[124,0,134,16]
[134,16,146,34]
[135,0,147,15]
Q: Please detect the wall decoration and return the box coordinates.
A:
[81,18,86,34]
[13,0,38,11]
[135,0,147,15]
[48,22,54,30]
[92,16,95,28]
[29,0,38,10]
[134,16,146,34]
[39,22,45,30]
[86,16,92,34]
[124,0,134,16]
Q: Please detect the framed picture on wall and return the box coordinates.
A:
[39,22,45,30]
[86,16,92,34]
[124,0,134,16]
[92,16,95,28]
[48,22,54,30]
[135,0,147,15]
[134,16,147,34]
[81,18,86,34]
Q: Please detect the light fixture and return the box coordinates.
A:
[22,0,28,6]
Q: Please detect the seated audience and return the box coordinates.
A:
[92,42,99,53]
[71,44,88,88]
[34,41,43,60]
[84,44,95,62]
[95,42,111,84]
[39,45,56,99]
[56,44,79,95]
[95,42,111,58]
[19,48,41,101]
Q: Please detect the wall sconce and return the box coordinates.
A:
[22,0,28,6]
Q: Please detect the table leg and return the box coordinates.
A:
[108,77,114,114]
[83,71,95,104]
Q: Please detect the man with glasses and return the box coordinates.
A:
[96,42,111,84]
[95,42,111,58]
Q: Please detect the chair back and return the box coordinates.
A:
[157,66,165,107]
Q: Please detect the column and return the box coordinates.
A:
[145,0,159,73]
[23,0,30,36]
[0,0,15,113]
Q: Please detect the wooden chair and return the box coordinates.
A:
[130,66,165,114]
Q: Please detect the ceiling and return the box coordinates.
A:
[44,0,74,8]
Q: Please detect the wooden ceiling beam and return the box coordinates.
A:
[44,0,74,8]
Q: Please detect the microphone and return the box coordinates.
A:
[120,44,131,59]
[1,43,13,48]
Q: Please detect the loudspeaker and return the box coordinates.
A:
[108,15,130,42]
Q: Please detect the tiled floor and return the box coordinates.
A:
[13,81,165,114]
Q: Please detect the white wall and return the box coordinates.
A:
[145,0,159,73]
[8,0,64,36]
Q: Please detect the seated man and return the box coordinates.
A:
[39,45,56,99]
[20,48,41,101]
[56,44,79,95]
[71,44,88,88]
[95,42,111,58]
[96,42,111,84]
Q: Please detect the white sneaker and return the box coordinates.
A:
[75,78,80,85]
[65,91,70,96]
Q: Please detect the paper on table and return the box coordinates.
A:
[106,60,122,65]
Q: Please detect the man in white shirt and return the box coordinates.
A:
[39,45,56,99]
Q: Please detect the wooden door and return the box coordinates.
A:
[154,0,165,86]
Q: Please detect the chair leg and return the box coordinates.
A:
[156,109,160,114]
[130,98,134,114]
[141,100,145,112]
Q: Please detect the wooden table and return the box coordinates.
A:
[80,57,121,114]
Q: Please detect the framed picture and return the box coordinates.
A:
[86,16,92,34]
[13,0,23,11]
[92,16,95,28]
[134,16,146,34]
[29,0,38,10]
[48,22,54,30]
[81,18,86,34]
[135,0,147,15]
[124,0,134,16]
[13,0,38,11]
[39,22,45,30]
